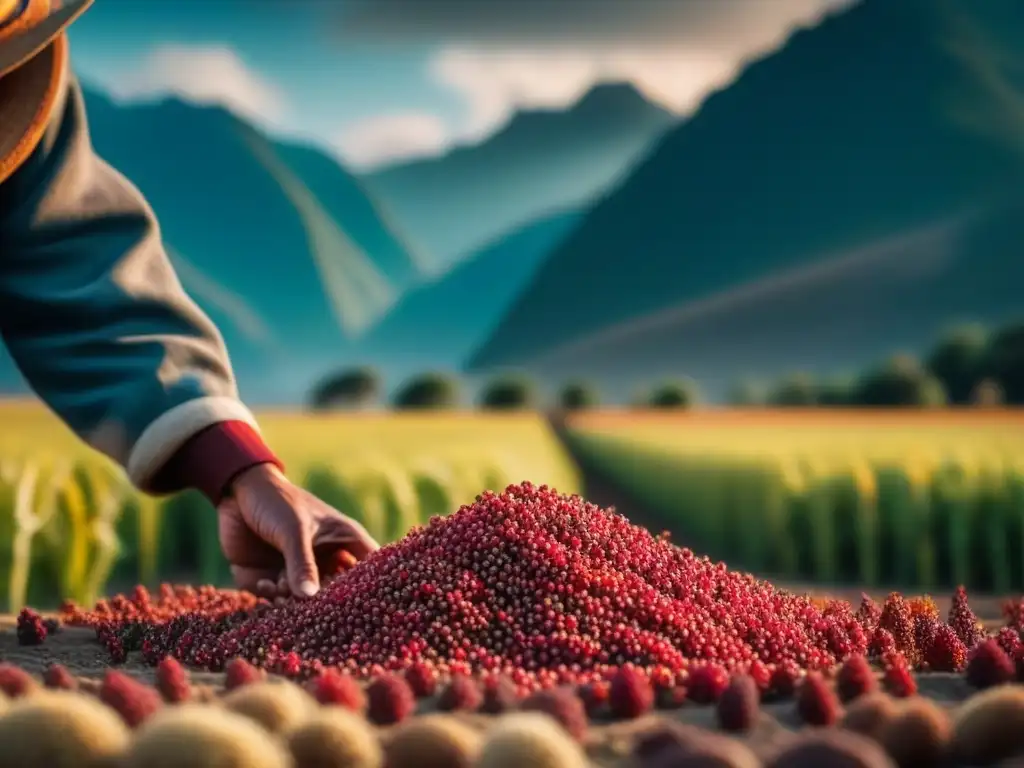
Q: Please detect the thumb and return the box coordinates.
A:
[282,530,320,598]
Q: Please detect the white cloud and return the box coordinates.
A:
[337,44,753,167]
[338,0,855,45]
[334,112,450,168]
[379,0,851,152]
[430,45,738,139]
[101,45,287,126]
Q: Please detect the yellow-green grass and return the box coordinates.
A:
[0,401,579,611]
[565,409,1024,592]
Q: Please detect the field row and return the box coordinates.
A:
[0,410,580,611]
[4,404,1024,609]
[564,411,1024,592]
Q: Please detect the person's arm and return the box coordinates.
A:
[0,42,281,503]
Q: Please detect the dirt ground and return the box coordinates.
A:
[0,591,1009,766]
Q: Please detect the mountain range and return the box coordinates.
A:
[0,84,622,403]
[4,0,1021,407]
[467,0,1024,399]
[350,209,582,385]
[362,83,675,273]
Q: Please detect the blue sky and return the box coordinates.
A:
[67,0,850,168]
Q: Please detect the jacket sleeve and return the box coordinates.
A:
[0,54,277,496]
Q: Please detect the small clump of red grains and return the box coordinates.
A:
[877,593,915,658]
[61,584,265,667]
[366,673,416,725]
[948,586,984,650]
[796,671,840,726]
[717,674,760,732]
[868,628,898,659]
[913,614,938,657]
[609,666,654,719]
[224,657,265,690]
[924,624,967,673]
[965,638,1015,689]
[306,668,366,713]
[747,659,772,694]
[836,654,876,702]
[996,627,1021,657]
[687,662,730,705]
[154,656,191,703]
[42,663,77,691]
[768,660,802,701]
[404,661,438,698]
[1004,598,1024,633]
[881,652,917,698]
[16,607,47,646]
[436,674,482,713]
[99,670,163,727]
[907,595,939,621]
[0,663,38,698]
[855,594,881,633]
[481,674,520,714]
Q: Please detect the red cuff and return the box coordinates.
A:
[149,421,284,504]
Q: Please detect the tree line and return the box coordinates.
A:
[308,319,1024,411]
[735,320,1022,408]
[308,367,697,412]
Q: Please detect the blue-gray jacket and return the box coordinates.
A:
[0,39,261,492]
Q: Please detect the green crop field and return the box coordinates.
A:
[6,400,1024,612]
[565,410,1024,593]
[0,402,580,612]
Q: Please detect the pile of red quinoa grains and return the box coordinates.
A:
[65,482,880,688]
[1,483,1022,766]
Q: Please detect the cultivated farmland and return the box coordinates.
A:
[565,409,1024,592]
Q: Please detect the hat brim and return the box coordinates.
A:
[0,27,67,184]
[0,0,92,79]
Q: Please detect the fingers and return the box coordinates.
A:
[282,530,321,598]
[314,545,359,581]
[231,565,282,598]
[319,517,380,560]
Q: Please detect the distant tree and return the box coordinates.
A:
[559,381,600,411]
[983,321,1024,405]
[768,373,818,407]
[925,324,988,405]
[308,366,381,411]
[647,379,699,409]
[726,380,766,407]
[479,374,536,410]
[852,355,948,407]
[971,378,1004,406]
[392,372,461,410]
[816,375,856,407]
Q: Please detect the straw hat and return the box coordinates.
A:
[0,0,92,183]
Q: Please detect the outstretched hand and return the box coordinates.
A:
[217,464,379,599]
